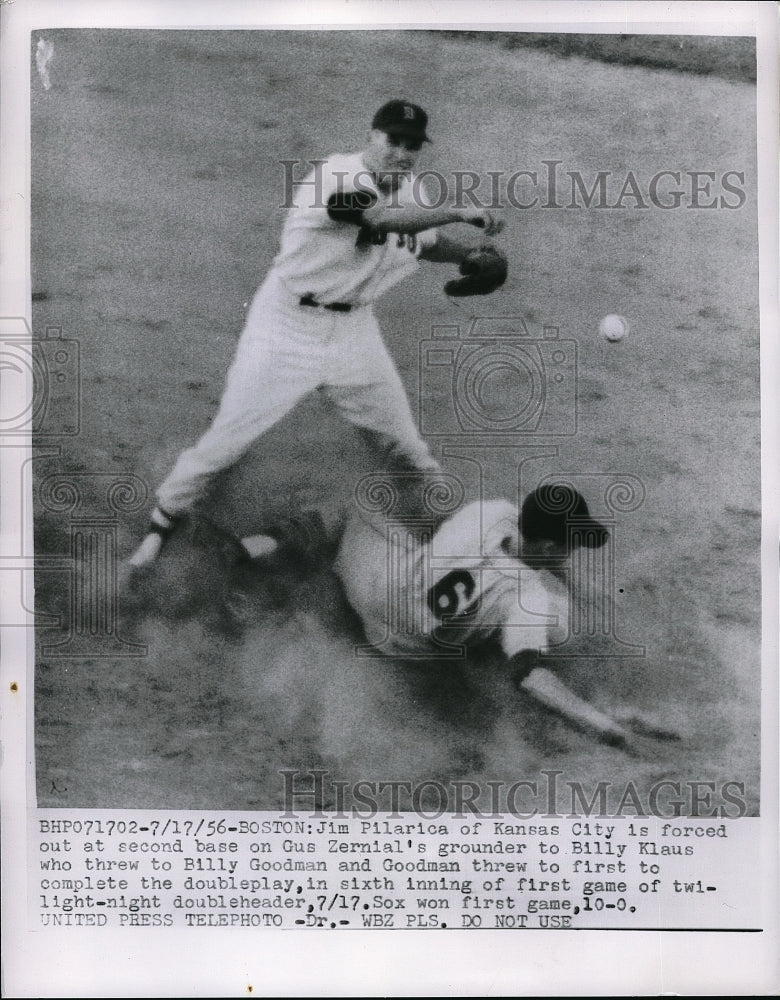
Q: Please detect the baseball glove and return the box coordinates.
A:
[445,245,508,297]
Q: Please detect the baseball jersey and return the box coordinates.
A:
[271,152,437,306]
[335,500,569,659]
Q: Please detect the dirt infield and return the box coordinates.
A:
[443,32,757,81]
[32,30,760,813]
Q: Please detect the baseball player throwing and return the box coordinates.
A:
[129,100,506,567]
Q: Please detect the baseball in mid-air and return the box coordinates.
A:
[599,314,630,342]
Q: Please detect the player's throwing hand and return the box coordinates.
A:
[461,207,504,236]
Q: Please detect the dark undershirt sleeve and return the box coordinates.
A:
[508,649,540,685]
[327,189,378,226]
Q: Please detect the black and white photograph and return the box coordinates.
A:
[2,1,778,996]
[28,20,763,814]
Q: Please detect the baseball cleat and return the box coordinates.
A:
[240,511,335,566]
[240,533,279,560]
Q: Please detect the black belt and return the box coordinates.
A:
[299,294,353,313]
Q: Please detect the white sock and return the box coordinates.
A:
[150,507,176,530]
[128,532,164,567]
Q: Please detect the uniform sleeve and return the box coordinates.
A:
[400,171,444,252]
[333,512,392,646]
[498,569,568,659]
[291,155,378,229]
[412,226,439,254]
[327,188,378,226]
[481,501,520,552]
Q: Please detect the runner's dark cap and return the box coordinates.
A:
[521,484,609,549]
[372,100,431,142]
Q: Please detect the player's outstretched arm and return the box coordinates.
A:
[510,652,682,754]
[418,229,492,264]
[362,201,503,237]
[511,651,632,750]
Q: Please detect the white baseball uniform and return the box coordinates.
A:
[334,499,569,659]
[156,153,440,515]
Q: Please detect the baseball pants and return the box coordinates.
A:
[156,273,439,515]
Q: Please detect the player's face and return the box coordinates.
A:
[520,537,571,576]
[365,129,423,191]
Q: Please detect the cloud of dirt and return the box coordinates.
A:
[109,510,758,815]
[234,602,468,790]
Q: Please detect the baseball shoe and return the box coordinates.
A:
[127,506,181,567]
[240,533,279,560]
[242,510,337,569]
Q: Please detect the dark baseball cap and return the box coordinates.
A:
[372,100,431,142]
[521,484,609,549]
